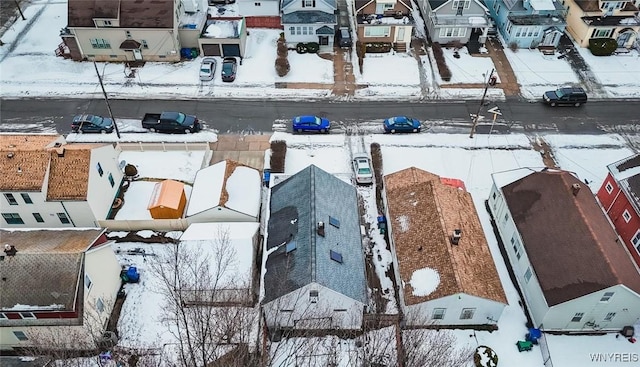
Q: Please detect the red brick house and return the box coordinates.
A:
[597,154,640,268]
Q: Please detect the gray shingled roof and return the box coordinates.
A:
[429,0,450,10]
[282,0,337,9]
[0,229,104,311]
[263,165,367,305]
[316,25,335,35]
[282,11,338,25]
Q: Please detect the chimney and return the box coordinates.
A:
[55,147,65,157]
[450,229,462,245]
[572,183,581,196]
[317,221,325,237]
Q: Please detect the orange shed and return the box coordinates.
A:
[147,180,187,219]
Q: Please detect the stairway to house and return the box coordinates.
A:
[394,42,407,52]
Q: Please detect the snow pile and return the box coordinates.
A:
[410,267,440,297]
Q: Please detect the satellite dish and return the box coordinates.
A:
[119,160,127,170]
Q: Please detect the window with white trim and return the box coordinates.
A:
[452,0,471,9]
[622,209,632,223]
[571,312,584,322]
[604,312,616,321]
[632,229,640,254]
[460,308,475,320]
[600,292,614,302]
[593,28,613,38]
[19,312,36,319]
[524,267,533,283]
[85,274,93,290]
[511,234,523,260]
[364,26,391,38]
[439,27,467,38]
[96,298,105,313]
[90,38,111,49]
[605,182,613,194]
[432,308,446,320]
[13,331,28,341]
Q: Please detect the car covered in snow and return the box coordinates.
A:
[352,153,373,185]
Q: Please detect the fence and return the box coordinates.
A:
[539,332,554,367]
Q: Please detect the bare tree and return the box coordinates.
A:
[149,227,259,367]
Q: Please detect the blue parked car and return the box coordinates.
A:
[71,114,114,134]
[292,115,331,133]
[383,116,421,134]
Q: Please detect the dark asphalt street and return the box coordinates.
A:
[1,98,639,134]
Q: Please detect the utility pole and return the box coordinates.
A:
[14,1,26,20]
[470,68,495,138]
[94,61,121,139]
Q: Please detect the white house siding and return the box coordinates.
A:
[83,244,122,336]
[284,24,334,44]
[69,28,181,62]
[1,191,67,228]
[238,0,280,15]
[86,145,123,223]
[62,201,98,227]
[186,206,258,223]
[0,324,93,351]
[263,283,364,330]
[422,0,488,44]
[405,294,506,327]
[542,285,640,332]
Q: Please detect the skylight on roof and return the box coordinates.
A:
[330,250,343,264]
[286,241,297,253]
[329,216,340,228]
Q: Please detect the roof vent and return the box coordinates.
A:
[317,221,325,237]
[55,147,65,157]
[572,183,581,196]
[451,229,462,245]
[4,244,17,257]
[6,152,14,158]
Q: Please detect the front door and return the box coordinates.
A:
[132,49,142,61]
[396,27,405,42]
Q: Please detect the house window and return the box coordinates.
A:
[108,173,115,187]
[504,213,509,222]
[376,3,394,12]
[452,0,471,9]
[511,234,522,260]
[104,20,112,26]
[605,182,613,194]
[632,229,640,254]
[460,308,475,320]
[13,331,28,341]
[622,210,632,223]
[439,27,467,38]
[524,267,532,283]
[19,312,36,319]
[0,313,7,319]
[96,163,104,176]
[32,213,44,223]
[125,31,132,39]
[506,21,513,35]
[4,193,18,205]
[57,212,70,224]
[85,274,93,290]
[2,213,24,224]
[600,292,614,302]
[96,298,105,313]
[492,192,497,200]
[329,216,340,228]
[302,0,314,7]
[432,308,446,320]
[21,193,33,204]
[571,312,584,322]
[142,40,149,49]
[604,312,616,321]
[255,2,261,5]
[364,26,391,38]
[90,38,111,49]
[309,290,318,303]
[592,28,613,38]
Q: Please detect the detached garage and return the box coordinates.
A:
[199,17,247,58]
[147,180,187,219]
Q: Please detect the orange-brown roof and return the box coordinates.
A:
[0,135,63,191]
[385,167,507,305]
[46,146,98,201]
[148,179,185,210]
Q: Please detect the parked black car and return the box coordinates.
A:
[71,114,114,134]
[543,87,588,107]
[338,27,352,48]
[221,57,237,82]
[141,111,201,133]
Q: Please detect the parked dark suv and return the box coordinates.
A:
[338,27,352,48]
[543,87,588,107]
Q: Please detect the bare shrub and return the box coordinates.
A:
[275,56,290,77]
[270,140,287,173]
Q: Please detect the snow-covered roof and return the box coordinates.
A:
[529,0,556,11]
[180,222,260,287]
[186,160,261,217]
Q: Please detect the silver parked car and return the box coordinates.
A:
[199,57,217,81]
[352,153,373,185]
